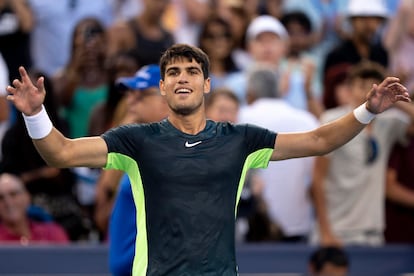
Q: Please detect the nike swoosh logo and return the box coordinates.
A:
[185,141,202,148]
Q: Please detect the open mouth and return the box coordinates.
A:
[175,88,192,94]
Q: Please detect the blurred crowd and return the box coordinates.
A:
[0,0,413,259]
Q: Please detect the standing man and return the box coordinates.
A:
[311,61,414,246]
[6,44,410,276]
[239,66,319,242]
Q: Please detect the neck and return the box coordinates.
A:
[210,62,226,76]
[168,109,207,135]
[352,36,370,58]
[4,219,31,239]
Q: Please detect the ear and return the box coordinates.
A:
[204,78,211,95]
[159,80,166,96]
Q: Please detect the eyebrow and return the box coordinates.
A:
[166,66,202,73]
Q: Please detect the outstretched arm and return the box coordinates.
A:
[271,77,411,161]
[6,67,108,168]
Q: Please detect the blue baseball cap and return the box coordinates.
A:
[116,64,161,91]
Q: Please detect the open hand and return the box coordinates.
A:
[366,77,411,114]
[6,66,46,116]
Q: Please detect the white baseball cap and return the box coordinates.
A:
[347,0,389,19]
[246,15,288,41]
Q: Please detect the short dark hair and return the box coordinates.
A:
[309,246,349,273]
[281,10,313,33]
[159,44,210,80]
[206,88,240,109]
[347,61,387,83]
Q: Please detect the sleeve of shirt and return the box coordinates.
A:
[101,124,146,171]
[240,124,277,169]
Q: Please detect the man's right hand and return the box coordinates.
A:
[6,66,46,116]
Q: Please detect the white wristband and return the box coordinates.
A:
[353,102,376,124]
[22,105,53,139]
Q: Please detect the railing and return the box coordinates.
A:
[0,243,413,276]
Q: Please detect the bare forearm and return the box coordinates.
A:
[383,4,408,50]
[314,112,366,154]
[32,128,107,168]
[10,0,34,32]
[386,169,414,208]
[273,112,365,160]
[311,157,332,236]
[0,96,8,122]
[312,183,332,236]
[32,127,76,167]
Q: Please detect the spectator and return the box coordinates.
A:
[198,15,240,90]
[52,18,110,218]
[109,0,142,22]
[0,0,33,84]
[224,15,289,106]
[259,0,284,20]
[307,0,349,61]
[308,246,349,276]
[322,0,389,112]
[28,0,113,77]
[107,0,174,66]
[311,61,413,246]
[383,0,414,94]
[88,49,141,137]
[205,88,239,123]
[0,0,33,125]
[280,10,324,117]
[54,17,109,139]
[239,65,319,242]
[384,117,414,244]
[0,70,88,241]
[214,0,251,70]
[0,53,9,156]
[322,63,352,110]
[162,0,212,46]
[0,173,69,244]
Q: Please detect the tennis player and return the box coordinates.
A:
[6,44,410,276]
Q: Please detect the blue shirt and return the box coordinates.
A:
[109,174,135,276]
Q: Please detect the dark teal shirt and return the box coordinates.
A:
[102,119,277,276]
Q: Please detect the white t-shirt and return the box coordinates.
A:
[314,105,409,243]
[239,98,319,236]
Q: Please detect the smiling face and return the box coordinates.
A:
[160,58,211,116]
[248,32,286,65]
[0,174,30,226]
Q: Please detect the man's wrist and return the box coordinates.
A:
[353,102,376,124]
[22,105,53,139]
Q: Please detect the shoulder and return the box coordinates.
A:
[105,122,160,136]
[31,221,69,241]
[102,122,161,150]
